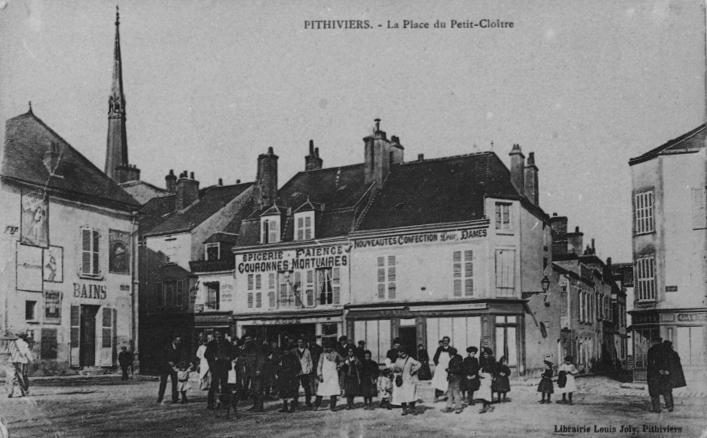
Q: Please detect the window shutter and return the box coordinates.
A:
[70,305,80,366]
[333,268,340,304]
[453,251,462,297]
[692,187,707,230]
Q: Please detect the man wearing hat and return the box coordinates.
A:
[647,337,671,413]
[462,346,480,405]
[443,347,464,414]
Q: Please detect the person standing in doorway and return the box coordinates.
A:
[157,336,182,404]
[431,336,452,401]
[118,346,133,381]
[294,337,313,409]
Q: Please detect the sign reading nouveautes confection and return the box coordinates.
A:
[353,228,487,249]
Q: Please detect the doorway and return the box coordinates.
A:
[79,305,99,366]
[399,326,417,355]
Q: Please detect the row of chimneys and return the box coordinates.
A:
[550,213,599,257]
[364,119,404,189]
[509,144,539,205]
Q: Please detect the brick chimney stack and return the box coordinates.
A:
[524,152,539,205]
[567,226,584,256]
[175,170,199,210]
[257,147,279,207]
[305,140,323,171]
[165,169,176,193]
[364,118,397,188]
[550,212,568,257]
[390,135,405,165]
[509,144,525,194]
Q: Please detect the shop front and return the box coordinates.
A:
[234,310,343,348]
[345,299,525,374]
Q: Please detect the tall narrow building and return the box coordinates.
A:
[105,6,139,183]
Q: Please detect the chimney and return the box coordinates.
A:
[116,163,140,182]
[218,178,223,186]
[550,213,569,257]
[257,147,278,207]
[165,169,177,193]
[236,179,241,184]
[305,140,323,171]
[390,135,405,165]
[567,226,584,256]
[43,142,61,175]
[363,118,394,188]
[417,153,424,161]
[175,171,199,210]
[606,257,612,266]
[524,152,539,205]
[509,144,525,194]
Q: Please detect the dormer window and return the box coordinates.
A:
[261,216,280,244]
[205,242,220,261]
[295,211,314,241]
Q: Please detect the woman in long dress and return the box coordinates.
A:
[431,337,452,400]
[477,348,495,413]
[557,355,578,404]
[314,344,343,411]
[195,334,212,391]
[393,350,422,416]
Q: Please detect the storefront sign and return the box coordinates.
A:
[676,312,707,322]
[353,228,487,249]
[632,313,658,325]
[73,282,107,299]
[665,285,678,292]
[236,244,348,273]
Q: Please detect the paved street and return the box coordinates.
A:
[1,376,706,438]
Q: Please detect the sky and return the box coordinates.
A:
[0,0,705,263]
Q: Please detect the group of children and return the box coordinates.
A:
[537,355,578,404]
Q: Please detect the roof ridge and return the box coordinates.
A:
[629,124,705,165]
[400,150,493,166]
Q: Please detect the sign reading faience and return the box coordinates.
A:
[353,228,487,249]
[236,244,349,274]
[73,282,107,300]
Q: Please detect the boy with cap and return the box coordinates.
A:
[443,347,464,414]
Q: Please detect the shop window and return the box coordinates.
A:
[495,316,518,367]
[495,203,512,232]
[377,256,396,300]
[452,250,474,297]
[25,301,37,321]
[633,190,655,235]
[80,227,101,277]
[205,243,220,261]
[295,212,314,241]
[494,249,515,296]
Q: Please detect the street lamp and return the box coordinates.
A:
[541,275,551,306]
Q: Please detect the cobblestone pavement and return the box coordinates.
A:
[1,376,706,438]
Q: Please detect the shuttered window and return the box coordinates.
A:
[691,187,707,230]
[635,256,656,302]
[80,228,100,276]
[633,190,655,235]
[495,249,516,296]
[453,250,474,297]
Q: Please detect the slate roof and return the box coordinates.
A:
[121,180,170,204]
[238,164,373,245]
[138,194,176,236]
[1,111,139,211]
[144,182,253,237]
[629,124,705,166]
[357,152,524,230]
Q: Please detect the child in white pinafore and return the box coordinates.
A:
[557,355,578,405]
[176,361,193,404]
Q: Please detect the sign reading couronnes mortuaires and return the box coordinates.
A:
[236,244,349,274]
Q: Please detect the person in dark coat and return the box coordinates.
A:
[462,346,480,405]
[157,336,182,404]
[360,350,379,409]
[354,341,366,362]
[242,336,267,412]
[664,340,686,389]
[416,344,432,381]
[308,338,323,396]
[204,331,234,410]
[277,345,302,413]
[443,347,464,414]
[537,360,554,404]
[342,347,362,409]
[492,355,511,402]
[118,346,133,381]
[385,338,401,364]
[647,338,673,413]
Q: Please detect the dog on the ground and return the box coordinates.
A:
[214,391,236,419]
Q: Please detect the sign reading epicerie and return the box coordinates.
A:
[237,245,349,273]
[353,228,487,249]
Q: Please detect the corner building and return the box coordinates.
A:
[347,132,552,374]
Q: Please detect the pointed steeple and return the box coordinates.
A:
[105,6,138,183]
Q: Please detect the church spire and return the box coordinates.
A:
[105,6,138,183]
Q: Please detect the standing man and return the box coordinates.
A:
[646,337,671,413]
[664,340,686,412]
[308,337,323,396]
[243,335,266,412]
[432,336,452,401]
[157,336,182,404]
[14,334,32,395]
[294,337,313,408]
[205,331,234,410]
[118,346,134,381]
[443,347,464,414]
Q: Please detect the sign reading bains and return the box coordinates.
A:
[237,245,349,274]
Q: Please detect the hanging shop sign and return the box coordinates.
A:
[352,228,487,249]
[236,244,348,274]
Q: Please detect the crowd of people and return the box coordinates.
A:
[155,333,532,418]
